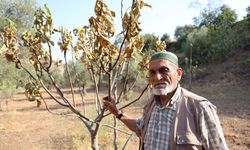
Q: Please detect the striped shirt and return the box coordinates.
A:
[136,86,228,150]
[199,101,228,149]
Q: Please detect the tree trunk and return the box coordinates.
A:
[90,131,99,150]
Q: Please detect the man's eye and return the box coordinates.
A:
[159,68,169,74]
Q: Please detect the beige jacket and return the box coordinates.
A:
[139,88,212,150]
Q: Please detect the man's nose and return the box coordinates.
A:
[154,71,163,80]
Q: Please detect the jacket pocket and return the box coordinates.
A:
[176,132,202,145]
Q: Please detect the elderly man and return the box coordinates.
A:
[103,51,228,150]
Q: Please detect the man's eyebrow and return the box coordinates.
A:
[149,66,169,71]
[159,66,168,69]
[159,66,169,70]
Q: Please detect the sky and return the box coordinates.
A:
[36,0,250,40]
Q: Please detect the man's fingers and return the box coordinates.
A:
[103,96,110,101]
[102,96,115,102]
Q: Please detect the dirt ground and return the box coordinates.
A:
[0,50,250,150]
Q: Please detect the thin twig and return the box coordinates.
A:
[46,42,52,70]
[122,134,134,150]
[71,48,86,114]
[45,71,91,122]
[64,52,76,107]
[90,66,102,113]
[117,61,129,102]
[20,63,38,82]
[39,79,68,107]
[101,124,133,135]
[125,73,139,93]
[40,96,66,115]
[111,61,125,91]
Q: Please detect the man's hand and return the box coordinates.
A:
[102,96,119,116]
[102,96,138,132]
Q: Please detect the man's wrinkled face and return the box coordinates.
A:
[148,59,182,95]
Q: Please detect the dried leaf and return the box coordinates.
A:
[110,11,116,17]
[140,1,152,8]
[0,45,8,56]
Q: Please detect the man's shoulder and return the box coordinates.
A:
[181,87,207,101]
[181,87,216,109]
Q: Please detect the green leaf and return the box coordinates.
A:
[44,4,51,17]
[6,18,16,28]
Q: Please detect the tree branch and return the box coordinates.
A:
[122,133,134,150]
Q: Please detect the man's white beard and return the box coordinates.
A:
[152,84,175,96]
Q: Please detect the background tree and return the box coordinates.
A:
[245,6,250,29]
[174,4,245,64]
[174,25,196,52]
[66,60,92,94]
[193,8,217,27]
[245,6,250,19]
[0,0,36,101]
[214,5,237,26]
[173,4,249,90]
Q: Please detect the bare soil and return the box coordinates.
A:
[0,50,249,150]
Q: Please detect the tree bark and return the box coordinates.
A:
[113,116,118,150]
[90,131,99,150]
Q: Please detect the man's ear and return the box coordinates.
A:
[177,68,183,81]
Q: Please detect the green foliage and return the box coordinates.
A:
[0,0,36,33]
[193,9,217,27]
[193,4,237,27]
[126,59,147,88]
[214,5,237,26]
[142,33,159,53]
[41,68,64,88]
[206,24,245,61]
[244,58,250,67]
[175,4,247,65]
[0,0,37,93]
[245,6,250,19]
[65,61,91,88]
[0,59,27,90]
[174,25,196,52]
[160,33,171,48]
[186,26,210,64]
